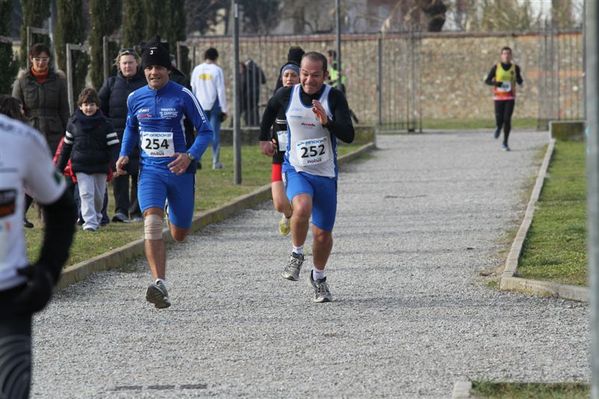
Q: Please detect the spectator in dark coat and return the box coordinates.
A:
[98,48,146,222]
[12,43,70,228]
[241,59,266,126]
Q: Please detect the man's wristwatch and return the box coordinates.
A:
[186,152,195,161]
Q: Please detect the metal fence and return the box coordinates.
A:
[188,27,583,132]
[537,24,584,128]
[188,31,423,132]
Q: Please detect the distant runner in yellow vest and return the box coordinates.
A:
[485,47,523,151]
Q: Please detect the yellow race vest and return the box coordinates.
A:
[493,63,516,100]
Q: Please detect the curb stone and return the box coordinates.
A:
[57,142,375,290]
[499,135,588,302]
[452,380,472,398]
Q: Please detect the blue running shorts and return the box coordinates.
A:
[138,164,196,229]
[285,169,337,232]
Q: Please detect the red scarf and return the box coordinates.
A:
[31,68,49,84]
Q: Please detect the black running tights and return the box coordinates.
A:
[494,100,515,145]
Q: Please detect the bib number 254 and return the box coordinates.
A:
[144,138,170,151]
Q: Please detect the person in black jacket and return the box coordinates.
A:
[58,88,119,232]
[99,48,146,222]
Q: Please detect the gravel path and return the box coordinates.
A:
[31,132,589,398]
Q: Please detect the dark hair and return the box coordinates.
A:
[501,46,512,53]
[0,95,25,121]
[287,46,304,64]
[77,88,100,107]
[205,47,219,61]
[301,52,328,73]
[29,43,51,58]
[327,49,337,59]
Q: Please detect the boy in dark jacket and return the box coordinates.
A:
[57,88,119,231]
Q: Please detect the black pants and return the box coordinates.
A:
[0,286,32,399]
[494,100,515,145]
[112,158,141,218]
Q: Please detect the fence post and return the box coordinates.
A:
[66,43,74,114]
[586,1,599,398]
[232,0,242,185]
[176,41,182,71]
[376,32,383,142]
[335,0,342,90]
[27,26,32,69]
[103,36,109,82]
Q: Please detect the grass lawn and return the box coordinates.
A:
[471,381,589,399]
[518,141,587,286]
[25,143,363,268]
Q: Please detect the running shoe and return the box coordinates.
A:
[146,280,171,309]
[112,212,129,223]
[309,272,332,303]
[502,143,511,151]
[278,215,290,236]
[282,252,304,281]
[213,162,224,170]
[494,128,501,139]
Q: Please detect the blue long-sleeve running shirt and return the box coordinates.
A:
[120,80,212,172]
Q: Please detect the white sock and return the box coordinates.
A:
[292,245,303,255]
[312,268,325,281]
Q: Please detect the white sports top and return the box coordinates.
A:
[0,114,66,291]
[285,84,336,178]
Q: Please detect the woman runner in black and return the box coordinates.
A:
[259,63,300,235]
[485,47,523,151]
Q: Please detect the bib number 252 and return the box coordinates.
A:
[300,144,325,158]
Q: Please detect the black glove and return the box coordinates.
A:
[495,81,503,87]
[13,264,55,314]
[220,112,227,122]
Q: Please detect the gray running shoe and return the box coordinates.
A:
[309,272,332,303]
[146,281,171,309]
[282,252,304,281]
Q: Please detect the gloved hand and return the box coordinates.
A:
[13,264,55,314]
[495,81,503,87]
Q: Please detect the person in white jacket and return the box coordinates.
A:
[190,48,228,169]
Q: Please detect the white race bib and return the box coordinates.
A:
[277,131,288,152]
[498,81,512,92]
[141,132,174,157]
[295,136,331,166]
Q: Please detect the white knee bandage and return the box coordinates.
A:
[144,214,163,240]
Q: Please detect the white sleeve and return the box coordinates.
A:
[217,67,228,114]
[190,66,198,96]
[24,134,66,205]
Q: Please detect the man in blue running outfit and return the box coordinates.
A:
[116,38,212,309]
[260,52,355,302]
